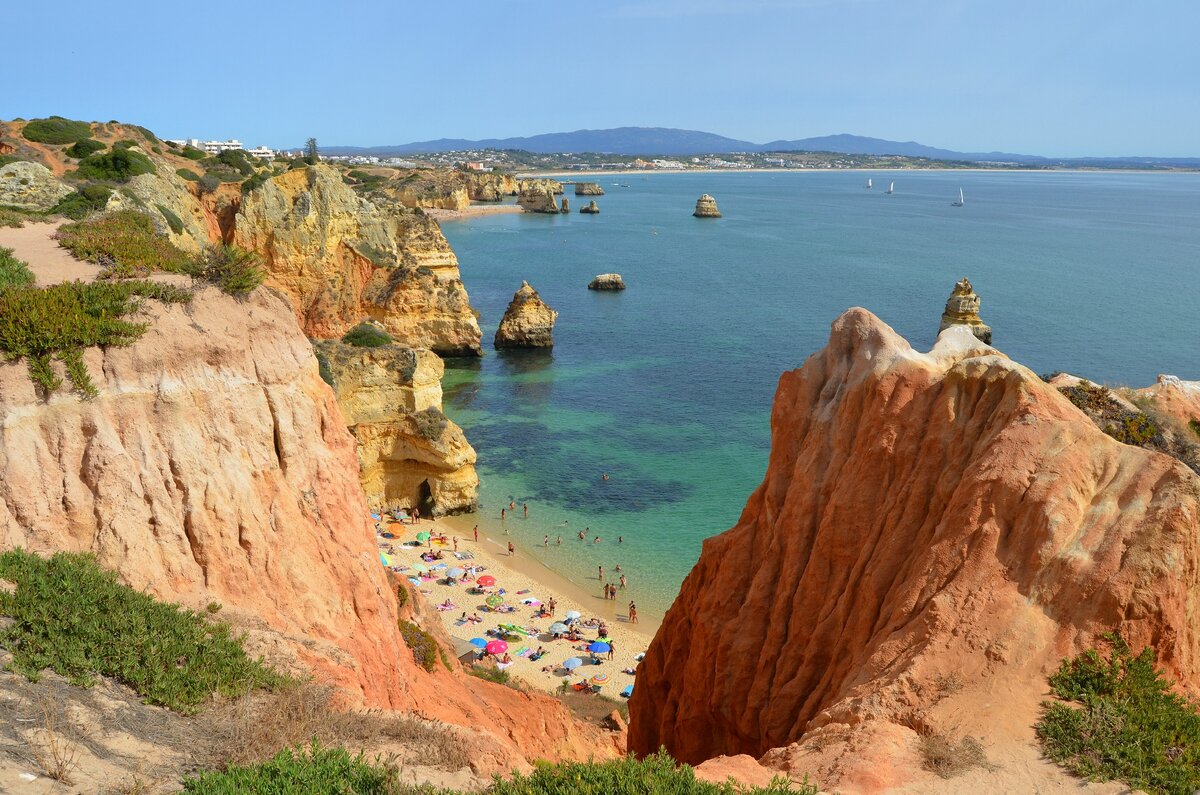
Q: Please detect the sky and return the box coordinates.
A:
[6,0,1199,157]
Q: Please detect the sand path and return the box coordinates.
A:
[0,221,190,287]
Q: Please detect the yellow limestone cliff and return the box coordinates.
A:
[314,340,479,515]
[233,165,482,355]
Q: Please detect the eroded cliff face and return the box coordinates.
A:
[234,165,482,355]
[629,309,1200,790]
[314,340,479,515]
[0,285,610,770]
[465,171,519,201]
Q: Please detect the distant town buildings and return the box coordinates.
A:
[165,138,277,159]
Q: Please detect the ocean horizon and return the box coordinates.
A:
[440,170,1200,614]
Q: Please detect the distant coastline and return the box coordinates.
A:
[522,166,1200,178]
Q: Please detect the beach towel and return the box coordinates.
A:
[454,551,475,560]
[620,685,633,698]
[516,589,531,594]
[435,603,457,611]
[496,662,513,670]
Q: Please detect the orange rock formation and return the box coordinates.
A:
[629,308,1199,791]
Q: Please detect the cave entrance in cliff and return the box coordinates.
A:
[417,480,435,518]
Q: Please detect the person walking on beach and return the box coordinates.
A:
[523,503,529,518]
[548,597,556,615]
[501,507,506,521]
[598,565,604,581]
[618,536,624,544]
[543,535,549,548]
[607,640,615,661]
[412,506,420,525]
[473,525,479,542]
[556,535,562,545]
[619,574,627,590]
[453,536,459,552]
[628,602,638,624]
[508,541,515,557]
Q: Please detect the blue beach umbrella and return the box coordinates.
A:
[563,657,584,670]
[407,577,421,586]
[587,641,611,654]
[469,637,488,649]
[370,513,381,521]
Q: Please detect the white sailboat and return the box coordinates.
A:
[866,178,873,189]
[885,181,894,195]
[951,188,964,207]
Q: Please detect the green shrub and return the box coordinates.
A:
[113,139,138,150]
[181,146,207,160]
[65,138,106,159]
[198,173,221,194]
[51,183,113,220]
[156,203,185,234]
[0,153,18,168]
[0,247,35,289]
[74,148,156,182]
[215,148,258,177]
[468,666,511,685]
[181,743,439,794]
[241,171,270,195]
[0,206,37,227]
[1189,418,1200,438]
[176,168,201,182]
[491,752,807,794]
[182,245,266,297]
[398,620,441,673]
[21,116,92,144]
[1036,634,1200,795]
[0,549,287,712]
[0,279,191,395]
[413,407,448,441]
[1104,413,1161,446]
[315,348,335,387]
[341,322,393,348]
[57,210,194,275]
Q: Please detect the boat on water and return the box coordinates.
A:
[951,188,964,207]
[885,181,894,195]
[866,178,873,189]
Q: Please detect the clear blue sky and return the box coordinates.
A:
[6,0,1198,156]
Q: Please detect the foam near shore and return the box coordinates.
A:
[377,513,658,700]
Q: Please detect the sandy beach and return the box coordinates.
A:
[375,513,659,700]
[425,204,525,222]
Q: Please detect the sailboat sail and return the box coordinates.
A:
[952,188,964,207]
[867,178,873,189]
[886,181,894,194]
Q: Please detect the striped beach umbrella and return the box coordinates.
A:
[591,673,609,686]
[485,640,508,655]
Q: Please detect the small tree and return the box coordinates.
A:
[305,137,319,165]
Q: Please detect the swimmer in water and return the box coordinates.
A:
[602,473,610,481]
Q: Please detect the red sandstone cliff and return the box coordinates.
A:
[0,285,611,771]
[629,308,1200,792]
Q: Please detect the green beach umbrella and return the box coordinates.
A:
[412,562,428,573]
[416,531,431,542]
[486,594,505,608]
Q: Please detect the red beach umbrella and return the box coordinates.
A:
[477,575,497,587]
[485,640,508,655]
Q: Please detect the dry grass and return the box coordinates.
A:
[26,693,81,783]
[554,688,629,725]
[932,671,964,698]
[198,682,473,772]
[918,729,993,779]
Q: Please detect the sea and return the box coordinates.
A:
[438,170,1200,615]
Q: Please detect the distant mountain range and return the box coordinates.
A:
[322,127,1199,167]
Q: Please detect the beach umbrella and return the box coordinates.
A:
[411,563,428,572]
[431,563,447,569]
[447,567,465,578]
[407,577,421,586]
[549,622,569,634]
[591,673,610,686]
[379,552,392,566]
[486,595,505,607]
[469,637,488,649]
[415,531,431,542]
[485,640,508,655]
[587,641,610,653]
[477,575,497,587]
[564,610,581,620]
[370,512,381,521]
[563,657,584,670]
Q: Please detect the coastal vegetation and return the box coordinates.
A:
[64,138,105,159]
[0,246,34,289]
[57,210,193,275]
[398,620,442,673]
[0,550,288,713]
[20,116,92,144]
[73,147,157,181]
[343,321,394,347]
[182,244,266,297]
[51,183,113,220]
[0,278,190,395]
[1036,634,1200,795]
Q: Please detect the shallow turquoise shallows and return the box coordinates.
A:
[439,171,1200,614]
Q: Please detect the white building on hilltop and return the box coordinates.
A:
[246,146,275,159]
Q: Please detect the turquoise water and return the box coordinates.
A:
[440,171,1200,614]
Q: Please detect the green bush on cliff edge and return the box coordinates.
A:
[0,550,290,713]
[1036,633,1200,795]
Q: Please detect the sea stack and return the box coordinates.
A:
[560,197,570,213]
[574,182,605,196]
[494,281,558,348]
[938,277,992,344]
[693,194,721,218]
[588,273,626,291]
[517,183,561,213]
[580,200,600,214]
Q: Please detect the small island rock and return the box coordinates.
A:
[588,273,626,291]
[560,197,569,214]
[574,182,605,196]
[580,200,600,214]
[938,277,992,344]
[494,281,558,349]
[693,194,721,218]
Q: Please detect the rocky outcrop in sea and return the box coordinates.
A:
[574,182,605,196]
[587,273,625,290]
[517,182,561,214]
[580,200,600,214]
[938,276,992,344]
[494,281,558,349]
[693,193,721,217]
